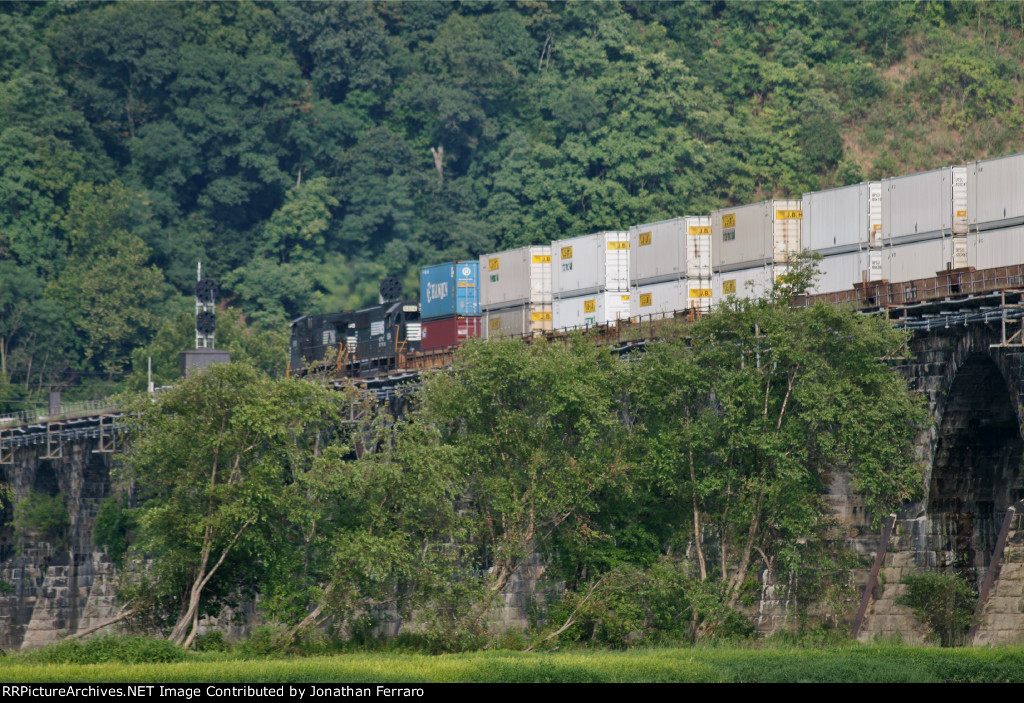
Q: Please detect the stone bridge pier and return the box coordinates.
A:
[857,321,1024,644]
[0,442,120,650]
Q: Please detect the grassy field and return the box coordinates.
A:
[2,646,1023,683]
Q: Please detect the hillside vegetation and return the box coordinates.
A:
[2,1,1024,405]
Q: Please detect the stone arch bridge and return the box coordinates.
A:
[851,293,1024,645]
[4,294,1024,648]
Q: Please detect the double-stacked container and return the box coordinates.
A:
[551,231,630,330]
[479,245,552,339]
[802,182,882,294]
[629,216,712,318]
[880,165,968,282]
[967,153,1024,271]
[712,199,803,300]
[419,261,481,350]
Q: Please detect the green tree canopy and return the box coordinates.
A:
[121,363,364,648]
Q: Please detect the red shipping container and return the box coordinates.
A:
[420,316,481,351]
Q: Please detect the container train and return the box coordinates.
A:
[288,151,1024,378]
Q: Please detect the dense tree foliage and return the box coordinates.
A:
[116,284,925,647]
[2,1,1023,408]
[119,363,365,648]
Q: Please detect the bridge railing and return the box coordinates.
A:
[0,398,120,428]
[804,264,1024,309]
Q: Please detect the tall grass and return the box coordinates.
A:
[1,646,1022,683]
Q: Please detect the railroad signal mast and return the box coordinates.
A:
[195,262,218,349]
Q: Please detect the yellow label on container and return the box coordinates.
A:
[583,299,596,313]
[488,258,499,271]
[457,281,475,287]
[638,231,653,246]
[873,224,882,231]
[530,312,552,321]
[489,318,502,330]
[775,210,803,220]
[956,210,967,217]
[608,241,630,250]
[621,295,630,301]
[722,214,736,228]
[561,246,573,259]
[722,280,737,294]
[688,226,711,235]
[689,288,712,298]
[639,293,653,307]
[532,254,551,264]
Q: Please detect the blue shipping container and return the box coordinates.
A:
[420,261,480,320]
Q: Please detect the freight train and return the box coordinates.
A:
[288,277,421,377]
[289,151,1024,378]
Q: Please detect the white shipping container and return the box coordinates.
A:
[630,279,713,318]
[882,165,967,244]
[712,199,802,271]
[714,265,780,302]
[551,231,629,298]
[813,251,873,295]
[629,216,711,285]
[686,279,714,313]
[802,182,881,255]
[968,225,1024,272]
[631,280,684,319]
[480,245,552,310]
[553,291,631,331]
[482,304,552,340]
[880,237,956,284]
[968,153,1024,231]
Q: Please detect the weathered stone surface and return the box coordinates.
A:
[853,323,1024,644]
[0,445,121,651]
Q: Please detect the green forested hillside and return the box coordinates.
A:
[2,1,1024,404]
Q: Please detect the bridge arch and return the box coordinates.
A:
[917,326,1024,585]
[926,352,1024,581]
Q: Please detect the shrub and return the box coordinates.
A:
[896,572,976,647]
[193,630,230,653]
[537,561,755,649]
[232,626,290,658]
[21,635,188,665]
[93,494,133,567]
[12,491,69,548]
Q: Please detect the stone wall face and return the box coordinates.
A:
[0,445,122,651]
[972,507,1024,646]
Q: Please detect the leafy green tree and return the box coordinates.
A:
[261,409,469,645]
[121,363,357,648]
[0,260,63,387]
[628,286,927,614]
[222,258,320,329]
[410,336,628,629]
[278,1,393,103]
[260,177,338,263]
[0,14,110,275]
[919,44,1016,130]
[93,494,133,568]
[333,127,419,257]
[45,182,168,374]
[47,2,306,268]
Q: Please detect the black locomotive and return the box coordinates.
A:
[288,278,421,377]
